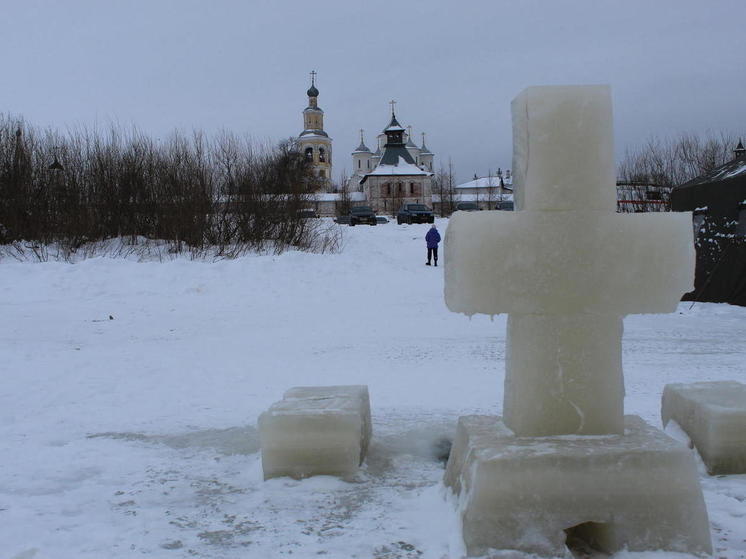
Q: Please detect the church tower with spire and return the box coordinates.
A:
[298,71,332,186]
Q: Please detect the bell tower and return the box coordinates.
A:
[298,70,333,186]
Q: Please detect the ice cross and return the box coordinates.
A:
[445,85,695,436]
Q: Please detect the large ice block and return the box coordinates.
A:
[511,85,617,212]
[444,415,712,557]
[504,314,624,436]
[662,381,746,475]
[444,210,695,316]
[258,385,372,480]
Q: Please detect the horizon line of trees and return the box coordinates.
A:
[0,114,339,260]
[618,131,743,187]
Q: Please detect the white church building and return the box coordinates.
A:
[350,107,435,214]
[295,73,437,216]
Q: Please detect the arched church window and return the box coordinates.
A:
[319,169,325,178]
[366,160,370,169]
[358,159,361,169]
[305,147,313,161]
[319,148,326,162]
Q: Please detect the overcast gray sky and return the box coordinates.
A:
[3,0,745,183]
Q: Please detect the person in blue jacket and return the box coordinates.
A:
[425,223,441,266]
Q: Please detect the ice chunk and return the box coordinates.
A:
[511,85,617,212]
[662,381,746,474]
[504,314,624,436]
[444,415,712,557]
[444,210,695,316]
[258,385,371,480]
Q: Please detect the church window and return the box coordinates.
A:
[305,147,313,161]
[398,182,403,193]
[319,169,325,178]
[367,160,370,169]
[383,183,390,196]
[358,159,361,169]
[319,148,326,162]
[410,182,417,195]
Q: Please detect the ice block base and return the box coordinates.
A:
[259,385,372,480]
[662,381,746,475]
[444,415,711,557]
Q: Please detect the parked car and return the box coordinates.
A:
[297,209,319,219]
[494,201,514,211]
[349,206,377,226]
[456,202,480,212]
[334,215,351,225]
[397,204,435,224]
[376,216,389,224]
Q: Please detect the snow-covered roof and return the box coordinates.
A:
[432,193,514,203]
[299,130,330,139]
[311,192,366,202]
[723,161,746,180]
[456,175,513,190]
[352,141,371,154]
[384,114,405,132]
[365,156,431,177]
[678,156,746,188]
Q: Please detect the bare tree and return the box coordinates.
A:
[337,171,352,217]
[619,132,742,188]
[0,114,337,260]
[435,159,458,216]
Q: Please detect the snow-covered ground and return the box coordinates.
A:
[1,218,745,559]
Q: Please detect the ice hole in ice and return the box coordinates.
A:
[564,521,615,557]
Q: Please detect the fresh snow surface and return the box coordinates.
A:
[1,218,745,559]
[366,156,430,176]
[455,176,513,189]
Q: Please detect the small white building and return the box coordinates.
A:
[452,170,514,210]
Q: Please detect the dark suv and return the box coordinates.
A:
[349,206,377,226]
[397,204,435,224]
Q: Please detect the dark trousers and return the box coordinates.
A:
[427,247,438,264]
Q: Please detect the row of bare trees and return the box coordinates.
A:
[618,132,742,187]
[0,114,337,260]
[433,160,458,217]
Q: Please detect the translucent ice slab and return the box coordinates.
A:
[444,415,712,557]
[511,85,617,213]
[662,381,746,475]
[504,314,624,436]
[444,210,695,316]
[258,385,372,480]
